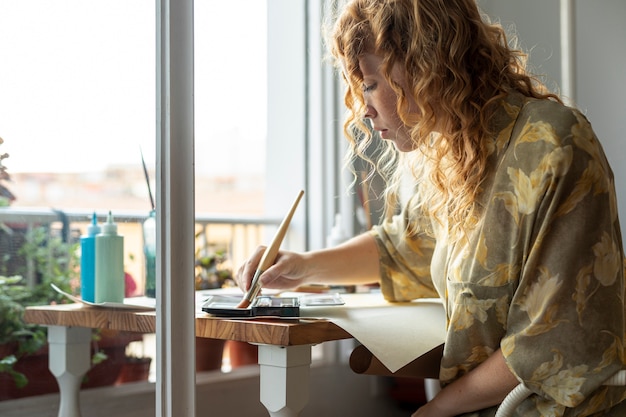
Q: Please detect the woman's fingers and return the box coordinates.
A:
[236,245,267,291]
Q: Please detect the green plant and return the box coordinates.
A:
[0,276,46,388]
[0,136,15,207]
[0,226,81,387]
[194,243,234,290]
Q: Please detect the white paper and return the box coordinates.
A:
[301,293,446,373]
[51,283,156,311]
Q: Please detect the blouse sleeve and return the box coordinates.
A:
[500,105,625,409]
[370,203,440,302]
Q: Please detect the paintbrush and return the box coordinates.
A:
[140,147,155,211]
[237,190,305,308]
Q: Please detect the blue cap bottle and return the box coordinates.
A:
[80,212,100,302]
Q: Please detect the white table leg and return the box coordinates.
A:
[257,344,312,417]
[48,326,92,417]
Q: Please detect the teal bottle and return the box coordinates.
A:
[95,211,124,303]
[143,210,156,298]
[80,212,100,302]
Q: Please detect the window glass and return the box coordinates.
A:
[195,0,267,216]
[0,0,267,287]
[0,0,267,213]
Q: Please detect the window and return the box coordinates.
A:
[0,0,268,286]
[0,0,267,216]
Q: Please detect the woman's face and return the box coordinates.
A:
[358,53,418,152]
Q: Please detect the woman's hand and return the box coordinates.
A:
[235,246,309,292]
[235,233,382,294]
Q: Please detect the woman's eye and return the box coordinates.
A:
[362,83,376,93]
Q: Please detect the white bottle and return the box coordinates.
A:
[95,211,124,303]
[326,213,348,247]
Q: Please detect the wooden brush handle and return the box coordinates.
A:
[240,190,305,306]
[257,190,304,272]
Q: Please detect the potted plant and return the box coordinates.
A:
[194,243,234,290]
[0,226,137,399]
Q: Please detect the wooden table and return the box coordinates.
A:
[24,304,352,417]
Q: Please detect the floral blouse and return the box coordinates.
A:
[371,93,626,416]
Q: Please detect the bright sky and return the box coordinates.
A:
[0,0,267,176]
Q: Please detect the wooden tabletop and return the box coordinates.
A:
[24,304,353,347]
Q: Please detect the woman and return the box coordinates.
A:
[237,0,626,415]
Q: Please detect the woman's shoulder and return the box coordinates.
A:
[517,97,588,139]
[506,96,611,176]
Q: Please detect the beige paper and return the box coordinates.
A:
[300,293,446,373]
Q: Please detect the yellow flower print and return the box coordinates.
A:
[532,351,564,382]
[556,159,607,217]
[439,364,460,383]
[536,399,566,416]
[451,290,497,331]
[486,101,519,156]
[440,346,495,385]
[506,166,545,215]
[516,120,561,148]
[532,351,588,407]
[478,263,520,287]
[536,145,573,179]
[467,345,494,364]
[475,234,488,267]
[543,364,588,407]
[572,264,593,325]
[501,336,515,357]
[519,267,562,324]
[592,232,621,286]
[493,122,514,155]
[496,146,573,223]
[593,335,624,373]
[406,233,435,258]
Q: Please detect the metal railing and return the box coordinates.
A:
[0,207,282,290]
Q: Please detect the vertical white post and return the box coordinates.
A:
[560,0,576,106]
[156,0,196,416]
[47,326,92,417]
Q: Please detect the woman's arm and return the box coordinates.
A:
[236,232,381,291]
[412,349,520,417]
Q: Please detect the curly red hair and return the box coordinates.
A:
[328,0,560,235]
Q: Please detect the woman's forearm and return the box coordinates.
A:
[416,349,520,416]
[301,232,382,286]
[296,233,380,285]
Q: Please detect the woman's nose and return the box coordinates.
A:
[364,104,376,119]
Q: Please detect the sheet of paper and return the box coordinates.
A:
[300,292,446,373]
[51,283,156,311]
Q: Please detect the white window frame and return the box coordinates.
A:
[156,1,348,414]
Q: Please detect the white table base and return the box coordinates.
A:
[48,326,92,417]
[46,326,314,417]
[258,344,312,417]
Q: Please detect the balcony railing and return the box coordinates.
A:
[0,207,283,292]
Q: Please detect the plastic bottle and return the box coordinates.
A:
[326,213,348,247]
[80,212,100,302]
[95,211,125,303]
[143,210,156,298]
